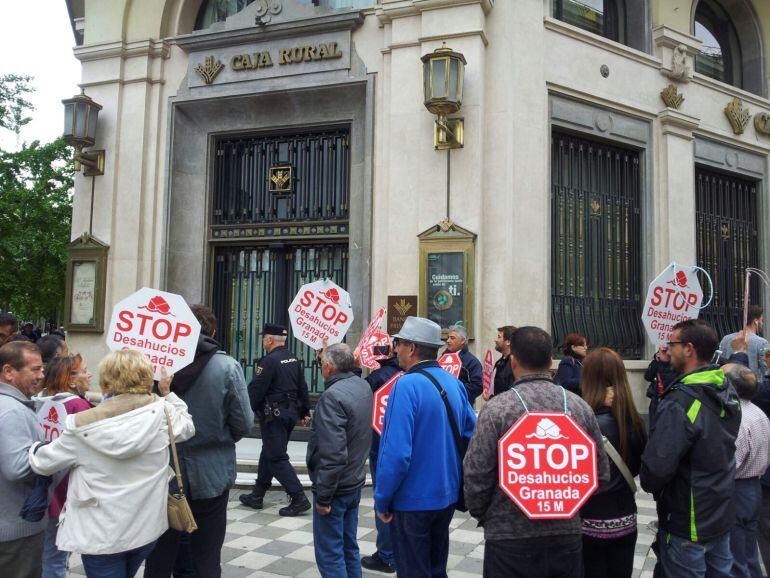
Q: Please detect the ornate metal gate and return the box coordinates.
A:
[551,132,644,358]
[696,167,760,338]
[209,129,351,392]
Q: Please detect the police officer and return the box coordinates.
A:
[240,323,311,516]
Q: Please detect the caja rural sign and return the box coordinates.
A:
[372,371,404,436]
[106,288,201,380]
[289,279,354,350]
[642,265,703,347]
[498,412,598,519]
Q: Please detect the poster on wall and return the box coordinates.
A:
[426,252,465,331]
[70,261,97,325]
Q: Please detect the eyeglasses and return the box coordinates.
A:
[667,341,686,347]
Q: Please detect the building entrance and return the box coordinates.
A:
[209,129,350,392]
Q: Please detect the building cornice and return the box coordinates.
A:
[173,11,364,52]
[544,17,660,69]
[376,0,493,24]
[691,73,770,111]
[658,109,700,139]
[74,39,170,62]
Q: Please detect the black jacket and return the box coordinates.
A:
[457,346,483,405]
[247,346,310,418]
[492,354,513,397]
[644,358,680,427]
[640,366,741,542]
[555,355,582,395]
[581,407,646,521]
[307,372,373,505]
[365,357,402,457]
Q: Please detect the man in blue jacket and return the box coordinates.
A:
[375,316,476,578]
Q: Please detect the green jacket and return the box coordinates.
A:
[640,366,741,542]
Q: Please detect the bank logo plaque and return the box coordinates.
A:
[269,165,293,193]
[195,56,225,85]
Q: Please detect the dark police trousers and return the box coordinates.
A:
[257,407,303,495]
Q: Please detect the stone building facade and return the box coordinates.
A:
[64,0,770,405]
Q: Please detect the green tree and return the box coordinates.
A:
[0,74,73,321]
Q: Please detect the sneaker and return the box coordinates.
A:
[278,492,311,516]
[238,493,264,510]
[361,552,395,574]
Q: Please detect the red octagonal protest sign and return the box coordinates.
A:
[498,412,598,519]
[372,371,404,436]
[438,352,462,378]
[106,287,201,381]
[289,279,354,350]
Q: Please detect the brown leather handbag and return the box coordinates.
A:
[165,409,197,533]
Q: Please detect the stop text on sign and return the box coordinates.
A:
[289,279,354,349]
[106,288,201,380]
[372,371,404,436]
[498,412,597,519]
[642,265,704,347]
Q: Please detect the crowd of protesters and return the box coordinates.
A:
[3,305,770,578]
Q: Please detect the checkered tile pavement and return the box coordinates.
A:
[65,486,659,577]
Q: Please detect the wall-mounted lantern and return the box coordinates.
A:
[421,43,466,150]
[62,90,105,176]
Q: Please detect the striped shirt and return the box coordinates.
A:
[736,400,770,479]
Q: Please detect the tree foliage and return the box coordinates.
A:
[0,75,73,320]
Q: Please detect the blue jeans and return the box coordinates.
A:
[313,489,362,578]
[81,541,157,578]
[391,506,455,578]
[370,455,395,566]
[42,517,69,578]
[731,478,763,578]
[658,529,732,578]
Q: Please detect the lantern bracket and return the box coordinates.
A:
[434,116,464,150]
[75,148,105,176]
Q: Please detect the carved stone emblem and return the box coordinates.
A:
[724,98,751,135]
[254,0,282,25]
[754,113,770,136]
[660,84,684,109]
[194,56,224,85]
[666,44,691,82]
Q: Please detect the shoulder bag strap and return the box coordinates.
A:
[602,436,637,493]
[164,407,186,497]
[414,369,464,456]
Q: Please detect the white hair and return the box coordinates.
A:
[448,325,467,341]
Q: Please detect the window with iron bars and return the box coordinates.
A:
[551,132,644,359]
[695,167,760,338]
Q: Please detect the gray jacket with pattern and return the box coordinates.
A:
[464,375,610,541]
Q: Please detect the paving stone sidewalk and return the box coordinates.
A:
[66,486,659,577]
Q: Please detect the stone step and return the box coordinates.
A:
[234,471,373,490]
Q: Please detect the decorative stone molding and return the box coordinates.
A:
[653,26,701,83]
[660,84,684,109]
[724,98,751,135]
[754,113,770,136]
[658,109,699,140]
[376,0,493,24]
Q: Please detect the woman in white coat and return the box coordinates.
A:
[29,349,195,578]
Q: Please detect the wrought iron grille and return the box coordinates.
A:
[212,244,349,393]
[696,167,760,338]
[213,129,350,225]
[551,132,644,358]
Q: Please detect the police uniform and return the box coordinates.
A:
[240,324,311,515]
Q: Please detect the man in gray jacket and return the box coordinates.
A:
[464,326,609,578]
[307,343,373,577]
[145,305,254,578]
[0,341,45,578]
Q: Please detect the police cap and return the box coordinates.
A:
[261,323,288,337]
